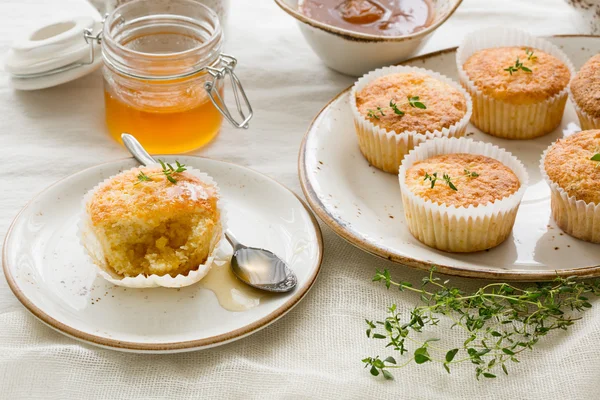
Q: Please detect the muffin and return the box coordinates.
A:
[570,54,600,130]
[541,130,600,243]
[80,163,223,288]
[350,65,472,173]
[399,137,528,252]
[456,27,574,139]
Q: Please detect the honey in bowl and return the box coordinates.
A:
[298,0,433,36]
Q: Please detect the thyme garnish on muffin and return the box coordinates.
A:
[504,56,532,75]
[389,99,405,116]
[389,96,427,117]
[464,168,480,178]
[591,153,600,161]
[136,160,187,184]
[367,107,386,120]
[525,48,537,61]
[367,96,427,120]
[443,174,458,191]
[363,268,600,380]
[407,96,426,109]
[423,172,458,191]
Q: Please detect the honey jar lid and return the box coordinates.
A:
[4,15,103,91]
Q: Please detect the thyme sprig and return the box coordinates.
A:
[389,99,405,116]
[504,57,532,75]
[443,173,457,191]
[159,160,187,184]
[423,172,457,191]
[525,48,537,61]
[423,172,437,188]
[464,168,479,178]
[136,160,187,184]
[591,153,600,162]
[407,96,426,109]
[363,269,600,380]
[367,107,385,120]
[367,96,427,120]
[137,171,152,182]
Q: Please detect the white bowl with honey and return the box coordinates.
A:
[274,0,462,76]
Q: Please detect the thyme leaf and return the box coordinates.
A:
[464,168,480,178]
[424,172,457,191]
[136,160,187,185]
[408,95,427,109]
[367,107,385,120]
[504,56,532,75]
[137,172,152,182]
[423,172,438,188]
[389,100,405,116]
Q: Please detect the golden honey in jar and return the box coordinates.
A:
[101,0,250,154]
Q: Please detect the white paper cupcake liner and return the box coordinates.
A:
[398,137,529,252]
[350,65,473,173]
[568,87,600,130]
[540,144,600,243]
[78,164,227,288]
[456,27,575,139]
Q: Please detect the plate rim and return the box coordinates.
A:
[3,156,324,352]
[298,35,600,282]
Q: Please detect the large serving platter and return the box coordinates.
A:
[299,35,600,281]
[3,157,323,352]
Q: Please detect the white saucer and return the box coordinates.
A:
[299,35,600,281]
[3,157,323,353]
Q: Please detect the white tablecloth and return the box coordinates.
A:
[1,0,599,398]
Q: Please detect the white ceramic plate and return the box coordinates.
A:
[3,157,323,352]
[299,35,600,281]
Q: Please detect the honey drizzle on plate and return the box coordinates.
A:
[199,259,265,312]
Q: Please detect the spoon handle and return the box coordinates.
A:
[122,133,156,167]
[224,230,242,250]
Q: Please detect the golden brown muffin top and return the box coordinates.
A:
[355,72,467,134]
[463,47,571,105]
[570,54,600,118]
[87,166,219,226]
[405,153,521,207]
[544,130,600,204]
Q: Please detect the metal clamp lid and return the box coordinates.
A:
[5,15,105,90]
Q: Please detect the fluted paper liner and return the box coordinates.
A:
[569,87,600,130]
[540,143,600,243]
[398,137,529,252]
[456,27,575,139]
[350,65,473,173]
[78,164,226,288]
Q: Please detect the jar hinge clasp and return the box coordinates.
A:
[204,54,253,129]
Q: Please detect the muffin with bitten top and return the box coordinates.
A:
[80,162,223,288]
[399,137,528,252]
[541,130,600,243]
[350,65,472,173]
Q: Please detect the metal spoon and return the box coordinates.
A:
[121,133,298,293]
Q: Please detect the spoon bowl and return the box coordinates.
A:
[226,231,297,293]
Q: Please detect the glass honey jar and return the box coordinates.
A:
[100,0,252,154]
